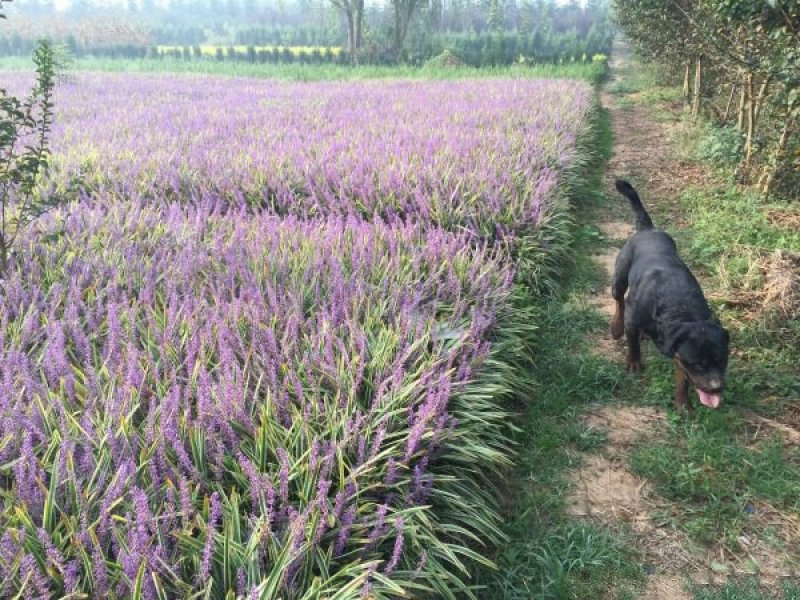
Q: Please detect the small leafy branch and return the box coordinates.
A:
[0,37,58,276]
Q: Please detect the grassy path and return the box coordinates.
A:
[489,39,800,599]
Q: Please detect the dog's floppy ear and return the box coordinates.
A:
[663,323,693,356]
[706,320,729,349]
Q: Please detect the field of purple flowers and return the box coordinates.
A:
[0,73,592,598]
[34,74,591,237]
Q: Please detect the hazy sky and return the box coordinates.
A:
[43,0,588,11]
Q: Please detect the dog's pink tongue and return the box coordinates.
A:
[696,388,721,408]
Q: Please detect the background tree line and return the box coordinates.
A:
[0,0,614,66]
[614,0,799,198]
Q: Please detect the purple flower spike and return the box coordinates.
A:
[200,492,222,583]
[384,517,405,575]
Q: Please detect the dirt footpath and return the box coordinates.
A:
[566,39,799,599]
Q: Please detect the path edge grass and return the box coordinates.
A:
[469,87,648,598]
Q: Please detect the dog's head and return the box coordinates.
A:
[672,320,730,408]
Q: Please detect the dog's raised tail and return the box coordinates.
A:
[615,179,654,231]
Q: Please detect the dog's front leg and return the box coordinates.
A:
[611,243,632,340]
[611,298,625,340]
[625,328,644,372]
[673,358,690,411]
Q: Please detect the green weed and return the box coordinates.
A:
[679,187,800,276]
[492,522,640,600]
[483,296,637,596]
[565,419,609,452]
[606,78,641,95]
[695,125,745,170]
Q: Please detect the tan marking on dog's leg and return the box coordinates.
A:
[674,358,690,411]
[626,329,644,372]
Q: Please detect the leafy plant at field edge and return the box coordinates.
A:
[0,37,59,276]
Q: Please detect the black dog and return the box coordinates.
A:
[611,179,729,410]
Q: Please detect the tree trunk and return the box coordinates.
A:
[345,11,355,60]
[682,63,691,105]
[744,71,755,173]
[391,0,420,61]
[736,72,748,131]
[723,84,736,122]
[333,0,363,64]
[691,57,702,119]
[758,116,795,198]
[392,2,406,58]
[353,0,363,55]
[753,77,771,126]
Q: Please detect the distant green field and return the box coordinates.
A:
[157,44,343,56]
[0,55,608,82]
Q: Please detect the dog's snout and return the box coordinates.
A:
[700,377,725,394]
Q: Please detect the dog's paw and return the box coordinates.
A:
[673,392,691,412]
[626,359,644,373]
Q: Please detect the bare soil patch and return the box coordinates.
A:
[766,208,800,231]
[566,454,649,523]
[747,411,800,446]
[780,403,800,439]
[734,501,800,582]
[565,407,698,598]
[640,574,692,600]
[583,405,664,447]
[598,220,634,241]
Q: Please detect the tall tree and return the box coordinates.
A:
[519,0,534,34]
[391,0,426,56]
[427,0,442,33]
[330,0,364,60]
[487,0,502,31]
